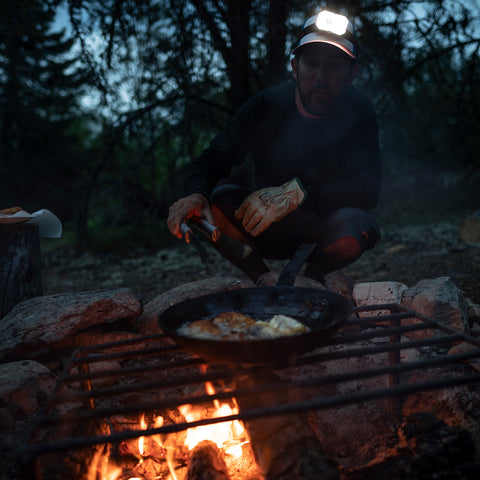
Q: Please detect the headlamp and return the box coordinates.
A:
[292,10,359,59]
[315,11,349,36]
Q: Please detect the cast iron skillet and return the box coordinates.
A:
[158,243,352,364]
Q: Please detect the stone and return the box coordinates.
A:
[466,298,480,329]
[0,288,143,360]
[324,271,355,304]
[353,281,408,318]
[448,342,480,372]
[385,244,409,254]
[401,277,469,339]
[135,276,253,335]
[60,330,145,352]
[302,339,398,467]
[459,213,480,243]
[0,360,56,416]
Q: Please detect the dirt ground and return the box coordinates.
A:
[41,217,480,306]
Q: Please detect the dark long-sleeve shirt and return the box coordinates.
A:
[183,80,381,213]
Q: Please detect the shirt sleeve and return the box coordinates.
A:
[182,91,265,198]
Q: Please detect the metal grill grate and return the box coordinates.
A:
[20,303,480,478]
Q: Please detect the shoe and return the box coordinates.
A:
[255,271,279,286]
[256,271,324,289]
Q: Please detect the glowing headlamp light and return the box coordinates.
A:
[292,9,359,59]
[315,11,349,36]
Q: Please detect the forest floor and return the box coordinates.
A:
[41,215,480,306]
[38,169,480,306]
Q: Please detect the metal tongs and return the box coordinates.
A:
[180,217,252,263]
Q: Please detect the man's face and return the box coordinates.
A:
[291,43,359,116]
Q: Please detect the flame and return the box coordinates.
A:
[99,380,249,479]
[178,381,248,458]
[102,466,123,480]
[138,413,147,456]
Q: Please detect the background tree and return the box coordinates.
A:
[0,0,93,222]
[1,0,478,251]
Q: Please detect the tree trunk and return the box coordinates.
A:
[0,223,43,318]
[225,0,253,110]
[266,0,289,86]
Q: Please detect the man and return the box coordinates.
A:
[167,9,381,286]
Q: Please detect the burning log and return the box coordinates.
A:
[186,440,231,480]
[343,412,479,478]
[236,372,340,480]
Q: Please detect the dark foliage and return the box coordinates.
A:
[0,0,479,251]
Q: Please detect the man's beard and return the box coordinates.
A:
[299,85,334,117]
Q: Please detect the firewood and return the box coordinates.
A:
[236,372,340,480]
[186,440,231,480]
[342,412,479,478]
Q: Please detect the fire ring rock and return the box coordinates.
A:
[0,288,143,360]
[0,360,56,416]
[401,276,469,339]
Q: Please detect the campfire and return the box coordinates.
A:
[19,299,480,480]
[20,331,265,480]
[95,382,254,480]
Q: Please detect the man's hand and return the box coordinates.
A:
[234,178,306,236]
[167,193,215,239]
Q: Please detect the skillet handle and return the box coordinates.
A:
[276,242,317,287]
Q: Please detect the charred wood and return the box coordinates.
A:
[343,412,479,479]
[186,440,231,480]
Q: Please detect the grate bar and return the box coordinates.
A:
[22,372,480,459]
[20,303,480,477]
[48,332,466,407]
[36,344,480,429]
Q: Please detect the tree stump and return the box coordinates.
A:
[0,223,43,318]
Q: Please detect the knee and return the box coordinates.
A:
[323,236,363,261]
[210,184,245,205]
[327,208,380,250]
[305,235,365,281]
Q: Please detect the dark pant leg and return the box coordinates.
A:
[210,184,380,281]
[302,207,381,281]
